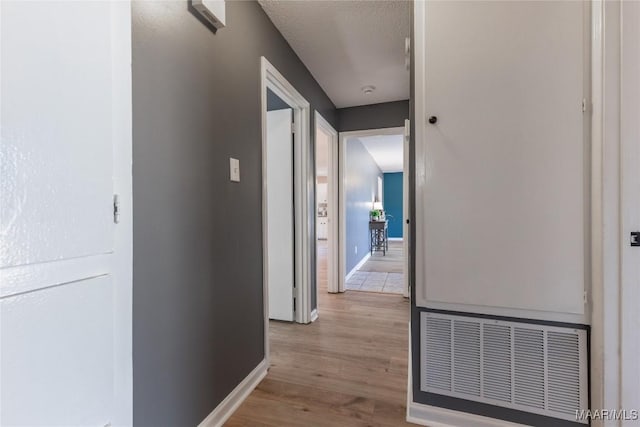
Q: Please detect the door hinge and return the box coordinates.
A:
[113,194,120,224]
[291,122,296,134]
[582,98,587,113]
[405,37,411,71]
[583,291,588,305]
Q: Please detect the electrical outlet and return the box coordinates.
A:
[355,245,357,255]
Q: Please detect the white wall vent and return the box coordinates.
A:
[420,312,588,423]
[192,0,226,29]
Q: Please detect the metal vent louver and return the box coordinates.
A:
[424,317,451,391]
[421,312,588,423]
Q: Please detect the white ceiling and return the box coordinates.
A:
[258,0,411,108]
[358,134,403,172]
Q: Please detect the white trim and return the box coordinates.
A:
[341,127,405,139]
[197,359,268,427]
[345,253,371,282]
[338,126,405,293]
[310,308,319,322]
[590,1,622,424]
[388,237,403,242]
[261,56,313,350]
[414,0,427,313]
[315,112,339,295]
[422,301,588,325]
[620,0,640,418]
[111,2,133,425]
[407,403,528,427]
[402,119,411,299]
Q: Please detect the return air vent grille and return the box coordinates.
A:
[424,317,451,391]
[420,312,588,423]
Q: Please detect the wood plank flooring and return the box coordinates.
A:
[225,240,412,427]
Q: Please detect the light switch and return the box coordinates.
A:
[230,158,240,182]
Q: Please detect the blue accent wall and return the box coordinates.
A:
[345,139,382,273]
[383,172,403,238]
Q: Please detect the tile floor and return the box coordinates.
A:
[346,271,405,294]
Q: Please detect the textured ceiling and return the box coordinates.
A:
[259,0,411,108]
[358,133,404,172]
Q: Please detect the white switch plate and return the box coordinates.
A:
[230,158,240,182]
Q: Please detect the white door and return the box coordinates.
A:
[266,109,295,321]
[621,1,640,418]
[416,1,587,319]
[0,2,132,425]
[403,119,410,299]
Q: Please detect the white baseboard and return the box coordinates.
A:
[310,308,318,322]
[345,253,371,281]
[198,359,268,427]
[407,402,528,427]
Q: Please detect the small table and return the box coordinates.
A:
[369,220,388,255]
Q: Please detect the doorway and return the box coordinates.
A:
[265,91,295,321]
[314,113,339,306]
[338,126,410,298]
[260,57,314,361]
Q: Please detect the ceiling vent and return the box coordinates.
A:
[420,312,588,424]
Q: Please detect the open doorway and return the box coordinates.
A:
[260,57,314,362]
[314,113,339,308]
[339,126,410,297]
[265,89,295,321]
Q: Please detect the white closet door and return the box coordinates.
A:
[1,1,131,425]
[266,109,295,321]
[416,1,587,321]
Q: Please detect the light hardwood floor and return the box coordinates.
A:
[225,240,412,426]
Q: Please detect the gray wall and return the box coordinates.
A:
[132,1,335,426]
[337,100,409,132]
[267,88,291,111]
[345,139,383,273]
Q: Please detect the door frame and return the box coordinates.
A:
[314,112,339,295]
[338,126,406,293]
[619,0,640,412]
[260,57,313,360]
[591,0,640,419]
[112,2,133,424]
[403,120,411,299]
